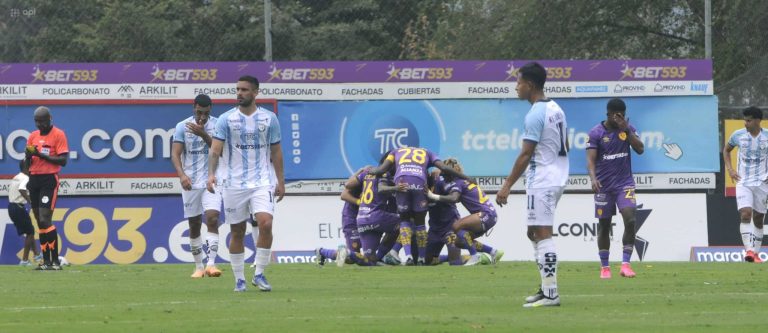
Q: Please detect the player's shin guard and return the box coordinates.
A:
[414,225,427,261]
[455,230,477,255]
[399,222,413,258]
[205,232,220,266]
[230,252,245,282]
[190,236,205,270]
[536,238,558,299]
[49,227,60,265]
[598,249,610,267]
[254,247,271,276]
[754,227,764,253]
[740,223,754,251]
[621,245,633,264]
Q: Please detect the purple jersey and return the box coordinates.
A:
[428,176,461,231]
[587,122,637,191]
[385,147,440,186]
[447,179,496,215]
[356,170,394,224]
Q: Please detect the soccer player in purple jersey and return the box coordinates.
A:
[427,158,504,266]
[587,98,644,279]
[316,167,366,267]
[353,167,401,265]
[369,147,471,265]
[424,171,463,265]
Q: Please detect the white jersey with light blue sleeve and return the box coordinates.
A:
[172,115,217,189]
[520,99,570,189]
[213,106,281,189]
[728,128,768,186]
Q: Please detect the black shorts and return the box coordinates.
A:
[27,174,59,210]
[8,202,34,235]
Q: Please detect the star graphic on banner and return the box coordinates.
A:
[31,65,44,82]
[267,63,281,81]
[619,62,635,80]
[150,64,165,82]
[386,63,400,81]
[504,62,519,81]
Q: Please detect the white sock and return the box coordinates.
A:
[230,252,245,282]
[530,240,539,261]
[754,227,764,253]
[205,232,219,267]
[254,247,271,276]
[190,236,205,270]
[250,224,260,263]
[740,223,754,251]
[536,238,558,299]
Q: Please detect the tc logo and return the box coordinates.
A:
[374,128,408,155]
[367,115,419,161]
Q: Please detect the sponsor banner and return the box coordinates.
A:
[281,97,719,179]
[0,60,712,84]
[723,119,741,197]
[0,81,713,101]
[0,178,179,196]
[690,247,768,262]
[0,101,276,176]
[0,193,706,264]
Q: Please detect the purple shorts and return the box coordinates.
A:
[594,187,637,218]
[342,214,360,252]
[426,227,452,259]
[357,211,400,256]
[394,176,429,214]
[470,209,497,238]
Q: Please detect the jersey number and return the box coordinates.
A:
[468,183,489,204]
[397,148,427,164]
[361,180,375,204]
[557,122,568,156]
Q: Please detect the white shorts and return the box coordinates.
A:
[736,184,768,214]
[181,188,222,218]
[525,186,565,226]
[223,187,275,224]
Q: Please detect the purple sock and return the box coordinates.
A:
[415,225,427,261]
[622,245,633,264]
[475,241,494,254]
[456,230,477,255]
[599,249,609,267]
[399,221,413,257]
[391,241,402,253]
[320,248,337,260]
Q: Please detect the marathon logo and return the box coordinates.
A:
[690,247,768,262]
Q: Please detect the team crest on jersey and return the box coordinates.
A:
[258,122,267,132]
[602,136,610,143]
[618,132,627,141]
[597,208,603,216]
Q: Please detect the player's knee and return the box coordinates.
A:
[257,219,273,233]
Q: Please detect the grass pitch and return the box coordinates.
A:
[0,262,763,332]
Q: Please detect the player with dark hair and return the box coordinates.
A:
[172,94,223,278]
[208,75,285,292]
[368,147,471,265]
[496,62,569,307]
[7,159,41,266]
[586,98,644,278]
[316,167,366,267]
[25,106,69,270]
[724,106,768,263]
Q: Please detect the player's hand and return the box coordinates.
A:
[591,178,602,192]
[614,113,629,131]
[275,181,285,203]
[729,169,741,182]
[426,189,440,202]
[495,186,510,207]
[396,183,409,192]
[206,175,216,193]
[186,122,206,137]
[179,174,192,191]
[25,145,39,158]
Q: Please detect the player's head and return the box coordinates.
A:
[606,98,627,125]
[193,94,212,125]
[442,157,463,181]
[516,62,546,100]
[237,75,260,107]
[743,106,763,130]
[33,106,53,134]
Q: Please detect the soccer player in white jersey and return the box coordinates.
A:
[207,75,285,292]
[496,62,569,308]
[723,106,768,263]
[172,94,223,278]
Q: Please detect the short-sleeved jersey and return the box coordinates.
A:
[521,100,569,188]
[8,172,29,204]
[385,147,440,184]
[587,122,637,190]
[728,128,768,186]
[428,176,460,228]
[213,107,281,189]
[342,181,362,218]
[446,178,496,215]
[173,116,217,189]
[356,170,394,223]
[27,126,69,175]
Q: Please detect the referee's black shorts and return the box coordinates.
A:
[27,174,59,210]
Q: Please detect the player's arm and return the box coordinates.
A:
[627,129,644,155]
[18,177,31,204]
[378,178,402,193]
[171,142,192,191]
[207,139,224,193]
[426,189,460,203]
[271,142,286,202]
[340,169,365,205]
[30,150,68,166]
[496,140,536,207]
[586,148,601,192]
[186,122,213,147]
[723,141,740,182]
[368,159,393,177]
[433,160,472,182]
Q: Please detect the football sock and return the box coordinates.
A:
[537,238,558,299]
[230,252,245,282]
[414,225,428,261]
[598,249,609,267]
[474,240,494,254]
[399,221,413,258]
[320,248,337,260]
[205,232,219,266]
[754,227,764,253]
[622,245,633,264]
[456,230,477,255]
[38,229,51,265]
[190,236,205,270]
[254,247,271,276]
[49,227,60,265]
[740,223,754,251]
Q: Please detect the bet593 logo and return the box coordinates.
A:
[386,63,453,81]
[340,101,445,174]
[31,65,98,82]
[267,63,335,81]
[150,64,218,82]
